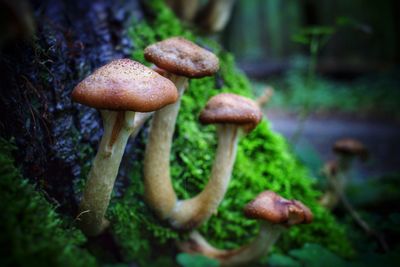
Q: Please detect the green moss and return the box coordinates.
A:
[110,0,352,264]
[0,138,97,267]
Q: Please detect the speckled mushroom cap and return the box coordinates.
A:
[71,59,178,112]
[199,93,262,131]
[144,37,219,78]
[244,191,313,226]
[333,138,368,159]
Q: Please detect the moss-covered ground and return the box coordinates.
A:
[109,0,352,265]
[0,138,97,267]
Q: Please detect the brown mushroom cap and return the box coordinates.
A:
[244,191,313,226]
[199,93,262,131]
[72,59,178,112]
[144,37,219,78]
[333,138,368,160]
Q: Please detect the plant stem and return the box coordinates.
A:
[330,168,389,251]
[290,36,320,146]
[308,36,320,88]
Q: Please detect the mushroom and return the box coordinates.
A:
[178,191,313,266]
[195,0,237,33]
[329,139,387,250]
[72,59,178,236]
[333,138,368,173]
[143,37,219,220]
[168,93,262,229]
[323,138,368,209]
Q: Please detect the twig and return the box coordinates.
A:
[330,178,389,251]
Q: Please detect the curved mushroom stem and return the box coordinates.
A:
[179,222,284,267]
[78,110,135,236]
[144,75,187,219]
[169,124,240,229]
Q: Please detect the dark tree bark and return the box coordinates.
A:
[0,0,145,215]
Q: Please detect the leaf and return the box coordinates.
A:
[176,253,219,267]
[289,243,349,267]
[269,254,302,267]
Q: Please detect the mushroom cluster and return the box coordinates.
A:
[143,37,220,222]
[142,37,263,230]
[71,36,314,265]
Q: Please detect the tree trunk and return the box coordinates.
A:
[0,0,145,216]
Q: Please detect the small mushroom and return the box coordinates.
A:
[333,138,368,172]
[326,138,368,207]
[72,59,178,236]
[143,37,219,220]
[329,139,387,250]
[179,191,313,266]
[168,93,262,229]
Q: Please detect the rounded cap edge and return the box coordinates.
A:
[199,93,262,132]
[71,59,178,112]
[144,37,219,78]
[333,138,368,160]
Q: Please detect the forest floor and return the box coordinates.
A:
[265,109,400,180]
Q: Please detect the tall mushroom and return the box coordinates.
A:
[169,93,262,229]
[179,191,313,267]
[143,37,219,220]
[72,59,178,236]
